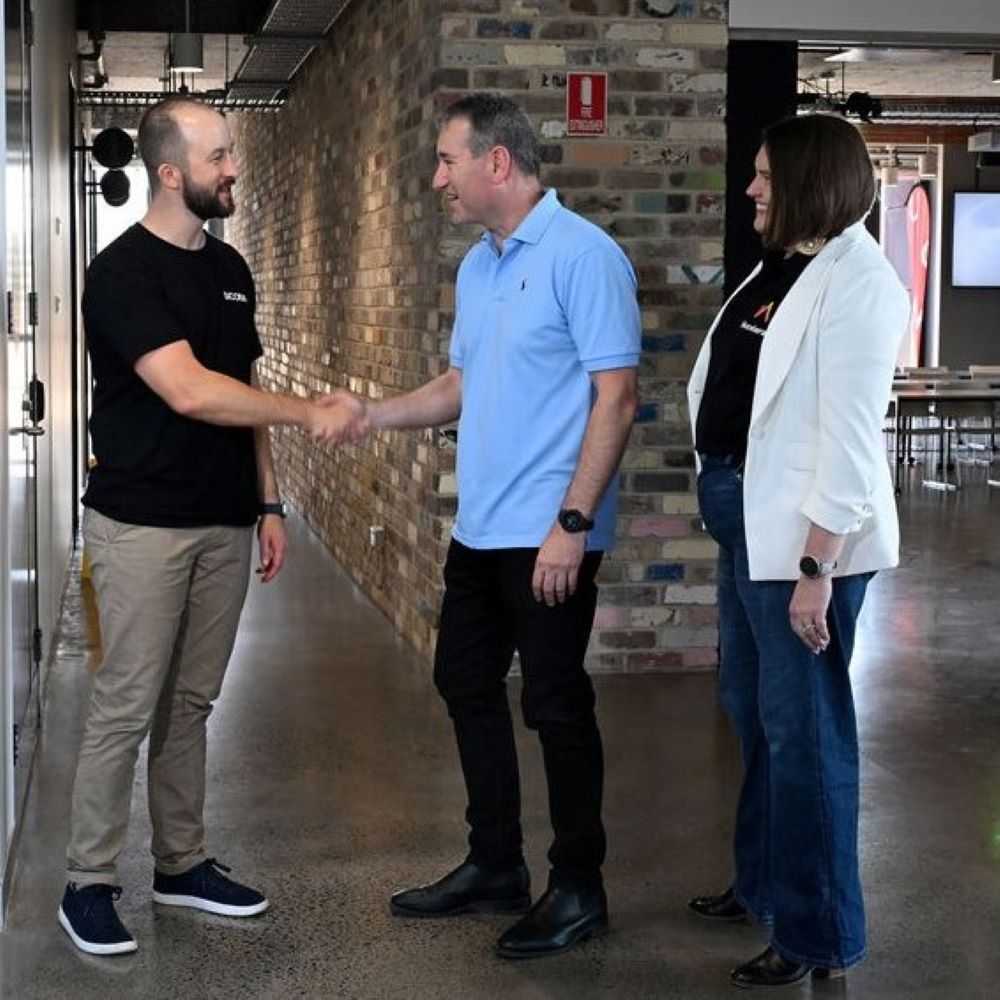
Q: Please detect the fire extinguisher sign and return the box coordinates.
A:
[566,72,607,136]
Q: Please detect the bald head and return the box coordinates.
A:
[137,97,225,192]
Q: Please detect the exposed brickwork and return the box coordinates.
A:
[228,0,728,671]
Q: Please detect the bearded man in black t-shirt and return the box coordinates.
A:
[57,97,362,957]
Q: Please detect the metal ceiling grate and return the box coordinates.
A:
[227,0,353,103]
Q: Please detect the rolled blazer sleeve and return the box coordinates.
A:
[800,256,910,534]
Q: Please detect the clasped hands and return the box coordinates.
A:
[305,389,371,445]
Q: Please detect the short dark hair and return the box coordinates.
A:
[137,97,205,190]
[439,92,541,177]
[760,113,876,249]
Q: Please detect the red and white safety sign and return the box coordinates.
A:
[566,72,607,137]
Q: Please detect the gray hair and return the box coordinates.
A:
[439,92,541,177]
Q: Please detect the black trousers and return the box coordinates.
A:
[433,540,606,888]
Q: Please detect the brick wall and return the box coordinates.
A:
[229,0,728,671]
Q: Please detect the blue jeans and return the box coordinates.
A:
[697,456,871,969]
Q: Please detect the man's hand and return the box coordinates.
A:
[307,390,369,444]
[532,524,587,606]
[256,514,288,583]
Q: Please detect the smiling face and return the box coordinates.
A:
[746,144,772,235]
[431,116,495,227]
[174,105,238,220]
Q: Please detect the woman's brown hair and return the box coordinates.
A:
[761,113,876,249]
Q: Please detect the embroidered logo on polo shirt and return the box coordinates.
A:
[739,299,775,336]
[223,290,248,303]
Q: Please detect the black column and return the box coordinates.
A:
[724,40,799,296]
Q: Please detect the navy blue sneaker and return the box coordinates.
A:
[58,882,138,955]
[152,858,268,917]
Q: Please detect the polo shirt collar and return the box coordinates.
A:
[479,188,561,251]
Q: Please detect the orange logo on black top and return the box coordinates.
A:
[752,301,775,325]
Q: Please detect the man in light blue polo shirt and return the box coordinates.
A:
[346,93,640,959]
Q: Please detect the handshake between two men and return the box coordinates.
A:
[304,388,373,446]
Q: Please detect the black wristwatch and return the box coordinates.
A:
[259,501,287,518]
[799,554,836,579]
[557,508,594,533]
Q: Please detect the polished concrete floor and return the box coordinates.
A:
[0,468,998,999]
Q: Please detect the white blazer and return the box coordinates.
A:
[688,222,910,581]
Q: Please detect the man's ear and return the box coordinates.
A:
[157,161,182,192]
[490,144,513,183]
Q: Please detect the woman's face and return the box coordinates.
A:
[746,145,772,234]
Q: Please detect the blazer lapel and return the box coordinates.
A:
[748,225,863,429]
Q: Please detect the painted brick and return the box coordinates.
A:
[633,472,689,493]
[440,0,499,9]
[503,44,567,66]
[646,562,685,582]
[667,71,725,92]
[666,23,728,45]
[630,516,691,538]
[609,69,663,91]
[599,630,658,650]
[667,169,725,190]
[682,647,719,669]
[477,19,534,39]
[594,605,629,628]
[442,41,503,65]
[637,48,695,70]
[629,606,679,627]
[473,67,531,88]
[609,217,660,238]
[642,334,686,352]
[627,650,684,672]
[636,95,695,116]
[606,22,664,41]
[539,20,599,40]
[663,584,717,605]
[667,119,726,142]
[640,0,695,15]
[660,538,718,559]
[569,0,630,13]
[564,142,631,166]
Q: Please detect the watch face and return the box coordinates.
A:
[799,556,819,578]
[558,508,593,533]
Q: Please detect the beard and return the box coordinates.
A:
[181,171,235,220]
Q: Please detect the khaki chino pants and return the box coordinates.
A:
[67,508,253,885]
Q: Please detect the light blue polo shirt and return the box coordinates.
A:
[449,188,641,551]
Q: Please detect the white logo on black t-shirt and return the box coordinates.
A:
[223,290,248,303]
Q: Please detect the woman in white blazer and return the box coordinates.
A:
[685,114,909,989]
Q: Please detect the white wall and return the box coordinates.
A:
[32,0,78,668]
[729,0,1000,45]
[0,0,76,920]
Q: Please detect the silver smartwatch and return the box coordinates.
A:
[799,555,836,579]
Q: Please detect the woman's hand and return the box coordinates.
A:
[789,576,832,654]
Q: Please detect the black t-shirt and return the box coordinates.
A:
[695,249,813,462]
[82,223,263,527]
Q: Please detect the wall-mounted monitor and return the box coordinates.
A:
[952,191,1000,287]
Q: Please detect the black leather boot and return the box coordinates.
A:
[390,859,530,918]
[496,883,608,959]
[730,945,846,988]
